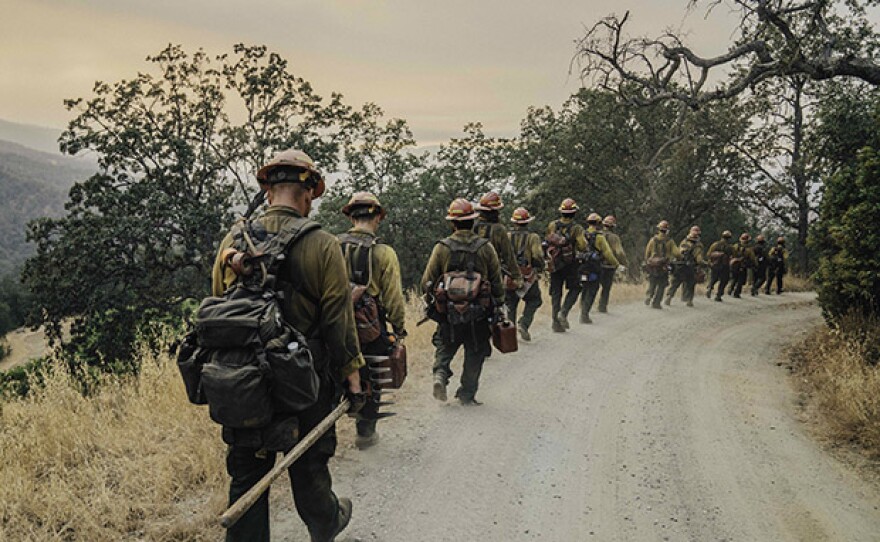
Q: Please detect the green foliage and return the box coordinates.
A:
[510,89,749,265]
[0,273,33,337]
[811,85,880,321]
[813,147,880,320]
[23,44,356,370]
[0,358,48,398]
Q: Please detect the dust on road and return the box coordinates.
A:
[273,292,880,541]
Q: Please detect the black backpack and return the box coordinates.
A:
[177,217,321,431]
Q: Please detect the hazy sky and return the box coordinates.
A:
[1,0,746,145]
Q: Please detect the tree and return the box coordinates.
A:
[576,1,880,108]
[24,44,354,370]
[510,89,749,267]
[809,83,880,320]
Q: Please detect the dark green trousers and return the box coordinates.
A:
[225,384,339,542]
[579,279,600,318]
[708,265,729,300]
[549,266,581,321]
[505,281,542,330]
[646,272,669,308]
[597,267,615,312]
[667,265,696,303]
[432,321,491,401]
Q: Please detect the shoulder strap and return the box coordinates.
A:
[474,222,492,240]
[338,233,376,286]
[439,237,489,273]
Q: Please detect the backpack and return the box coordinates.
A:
[176,217,321,431]
[338,233,384,345]
[508,230,536,289]
[545,221,575,272]
[432,237,493,325]
[645,236,670,274]
[578,231,603,282]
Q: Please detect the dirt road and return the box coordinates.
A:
[275,292,880,541]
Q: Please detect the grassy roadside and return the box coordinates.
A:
[787,313,880,461]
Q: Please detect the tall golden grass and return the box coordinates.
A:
[788,313,880,459]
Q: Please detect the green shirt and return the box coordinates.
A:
[603,229,629,267]
[475,219,523,283]
[645,233,681,260]
[546,217,587,252]
[508,225,545,271]
[212,205,365,380]
[586,225,619,268]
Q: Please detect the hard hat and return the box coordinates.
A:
[559,198,579,214]
[777,236,786,244]
[341,191,386,219]
[446,198,480,221]
[657,220,670,231]
[740,232,752,242]
[510,207,535,224]
[755,234,766,243]
[688,225,701,239]
[256,148,325,197]
[587,212,602,224]
[603,215,617,228]
[475,191,504,211]
[722,230,733,238]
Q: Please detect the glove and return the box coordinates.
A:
[345,389,367,415]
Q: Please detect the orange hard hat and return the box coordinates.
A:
[475,191,504,211]
[688,225,701,239]
[587,212,602,223]
[256,148,325,197]
[559,198,579,214]
[777,236,786,244]
[510,207,535,224]
[740,232,751,242]
[446,198,480,221]
[341,191,386,219]
[603,215,617,227]
[755,234,766,243]
[657,220,670,231]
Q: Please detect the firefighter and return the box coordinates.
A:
[474,191,523,289]
[597,215,629,313]
[766,237,788,294]
[751,234,769,296]
[730,232,757,298]
[421,198,505,406]
[666,225,704,307]
[644,220,681,309]
[545,198,587,332]
[506,207,544,341]
[578,212,621,323]
[706,230,734,302]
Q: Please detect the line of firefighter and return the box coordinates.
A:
[211,148,790,541]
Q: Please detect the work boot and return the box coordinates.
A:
[598,306,607,313]
[551,320,566,333]
[579,313,592,324]
[664,296,671,306]
[715,296,723,302]
[458,396,483,406]
[518,324,531,342]
[733,293,741,299]
[557,311,570,329]
[686,301,694,307]
[644,296,651,306]
[706,288,712,299]
[651,303,662,309]
[355,432,380,450]
[312,497,352,542]
[432,376,447,402]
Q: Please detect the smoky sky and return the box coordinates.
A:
[2,0,749,144]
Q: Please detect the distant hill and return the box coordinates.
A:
[0,119,64,156]
[0,139,94,277]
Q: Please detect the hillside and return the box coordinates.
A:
[0,139,94,276]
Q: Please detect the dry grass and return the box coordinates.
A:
[788,314,880,459]
[0,342,228,541]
